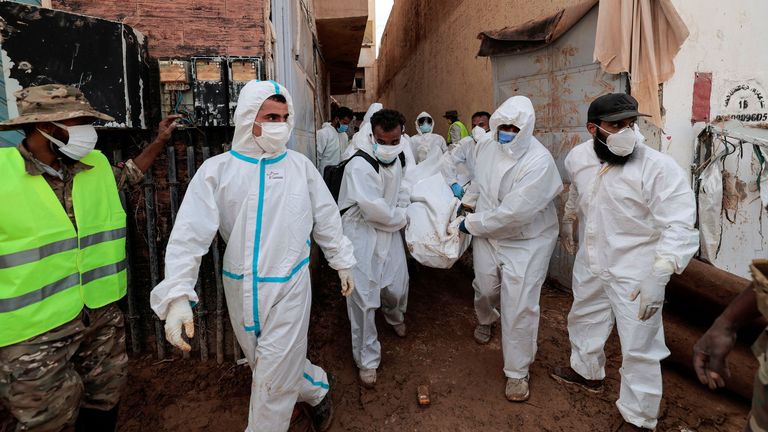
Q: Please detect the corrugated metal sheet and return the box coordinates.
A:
[489,5,628,289]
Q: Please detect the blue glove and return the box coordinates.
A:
[459,220,469,234]
[450,183,465,199]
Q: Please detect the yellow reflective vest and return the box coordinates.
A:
[0,147,127,346]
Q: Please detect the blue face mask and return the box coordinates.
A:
[337,124,349,133]
[418,123,432,134]
[498,130,517,144]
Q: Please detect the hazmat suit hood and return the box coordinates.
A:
[231,80,295,157]
[415,112,434,136]
[352,102,383,156]
[489,96,536,160]
[361,102,383,130]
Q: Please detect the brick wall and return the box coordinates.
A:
[52,0,265,58]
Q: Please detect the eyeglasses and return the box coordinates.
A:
[417,117,433,125]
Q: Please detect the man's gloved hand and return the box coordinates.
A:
[693,320,736,390]
[459,219,470,235]
[450,183,465,199]
[560,222,576,255]
[164,297,195,352]
[338,269,355,297]
[629,259,674,321]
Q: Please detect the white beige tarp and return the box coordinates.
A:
[594,0,689,127]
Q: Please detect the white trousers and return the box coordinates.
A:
[346,251,409,370]
[225,267,329,432]
[472,234,557,379]
[568,258,670,429]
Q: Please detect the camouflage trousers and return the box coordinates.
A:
[0,303,128,432]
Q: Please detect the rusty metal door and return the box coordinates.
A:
[490,5,627,289]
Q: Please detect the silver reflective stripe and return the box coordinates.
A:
[0,238,78,269]
[0,273,80,313]
[81,259,127,285]
[80,227,127,248]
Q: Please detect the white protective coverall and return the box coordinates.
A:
[442,126,487,187]
[316,121,342,174]
[457,96,563,379]
[410,112,447,163]
[150,80,356,431]
[564,138,698,429]
[338,133,409,370]
[338,128,350,158]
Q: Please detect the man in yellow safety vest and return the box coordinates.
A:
[0,84,178,432]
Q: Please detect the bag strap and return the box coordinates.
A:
[339,150,380,215]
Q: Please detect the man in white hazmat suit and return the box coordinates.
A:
[338,109,410,388]
[451,96,563,402]
[409,112,447,163]
[150,80,357,432]
[442,125,487,196]
[316,106,353,174]
[345,103,416,168]
[551,93,699,432]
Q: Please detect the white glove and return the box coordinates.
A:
[164,297,195,352]
[338,269,355,297]
[629,259,674,321]
[560,222,576,255]
[448,216,465,236]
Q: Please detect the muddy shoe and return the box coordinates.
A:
[550,366,604,393]
[359,368,377,388]
[505,376,530,402]
[392,323,407,338]
[309,374,336,432]
[616,421,652,431]
[474,324,492,344]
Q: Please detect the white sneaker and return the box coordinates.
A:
[359,368,377,388]
[505,376,530,402]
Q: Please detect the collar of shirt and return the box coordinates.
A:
[16,141,93,179]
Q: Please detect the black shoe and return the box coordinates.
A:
[549,366,604,393]
[75,404,119,432]
[309,374,336,432]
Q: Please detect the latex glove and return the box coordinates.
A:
[450,183,465,199]
[693,319,737,390]
[164,297,195,352]
[560,222,576,255]
[338,269,355,297]
[458,219,470,234]
[629,259,674,321]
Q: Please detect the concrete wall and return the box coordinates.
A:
[662,0,768,277]
[52,0,265,57]
[332,0,377,113]
[376,0,584,136]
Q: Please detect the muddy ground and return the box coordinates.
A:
[113,262,749,432]
[1,262,750,431]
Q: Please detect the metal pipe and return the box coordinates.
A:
[143,167,165,359]
[201,142,226,364]
[113,148,141,353]
[187,133,209,361]
[167,139,188,359]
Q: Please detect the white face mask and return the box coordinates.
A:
[471,126,486,142]
[598,126,637,157]
[252,122,292,155]
[372,138,404,164]
[38,122,98,160]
